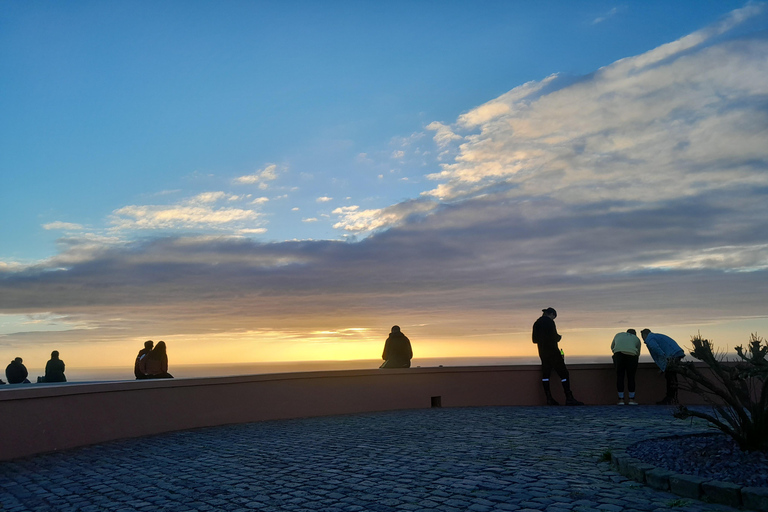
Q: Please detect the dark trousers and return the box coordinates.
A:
[612,352,639,393]
[664,368,678,399]
[538,345,571,395]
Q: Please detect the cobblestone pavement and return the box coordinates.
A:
[1,406,738,512]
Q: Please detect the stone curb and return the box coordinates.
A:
[610,450,768,511]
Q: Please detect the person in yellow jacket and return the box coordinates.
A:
[611,329,642,405]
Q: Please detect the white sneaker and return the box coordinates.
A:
[628,400,638,405]
[617,400,626,405]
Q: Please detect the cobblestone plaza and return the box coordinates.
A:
[0,406,740,512]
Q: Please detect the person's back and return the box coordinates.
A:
[6,358,29,384]
[44,351,66,383]
[643,331,684,371]
[532,314,561,354]
[143,341,172,379]
[135,340,154,379]
[381,326,413,368]
[611,332,641,356]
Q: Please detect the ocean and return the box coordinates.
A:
[14,355,630,383]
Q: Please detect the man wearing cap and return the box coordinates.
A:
[532,307,584,406]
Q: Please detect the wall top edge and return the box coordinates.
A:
[0,362,679,401]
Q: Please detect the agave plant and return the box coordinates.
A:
[670,333,768,451]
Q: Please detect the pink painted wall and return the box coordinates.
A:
[0,363,702,461]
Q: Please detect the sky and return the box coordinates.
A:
[2,1,768,372]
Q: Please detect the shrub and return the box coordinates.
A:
[670,332,768,452]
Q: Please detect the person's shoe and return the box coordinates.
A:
[617,400,626,405]
[546,397,560,406]
[628,400,638,405]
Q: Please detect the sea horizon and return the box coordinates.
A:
[4,355,658,384]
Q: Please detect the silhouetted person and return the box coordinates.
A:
[6,357,30,384]
[380,325,413,368]
[611,329,641,405]
[532,307,583,406]
[140,340,173,379]
[134,340,154,379]
[641,329,684,405]
[44,350,66,383]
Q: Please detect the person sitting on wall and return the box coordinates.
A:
[6,357,31,384]
[611,329,641,405]
[134,340,154,379]
[641,329,685,405]
[139,341,174,379]
[43,350,67,383]
[380,325,413,368]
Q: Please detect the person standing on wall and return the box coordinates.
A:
[611,329,641,405]
[641,329,684,405]
[532,307,584,406]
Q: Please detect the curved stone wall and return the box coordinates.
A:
[0,363,702,461]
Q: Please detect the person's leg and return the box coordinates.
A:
[538,345,559,405]
[658,368,677,404]
[541,360,559,405]
[553,356,583,406]
[627,355,639,403]
[613,353,626,402]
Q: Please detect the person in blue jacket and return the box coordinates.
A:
[641,329,685,405]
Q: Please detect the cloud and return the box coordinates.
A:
[425,6,768,204]
[426,121,463,148]
[302,218,319,223]
[592,7,618,25]
[43,221,85,231]
[111,204,260,231]
[332,200,438,233]
[316,196,333,203]
[234,164,283,189]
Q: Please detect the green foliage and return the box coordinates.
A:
[670,333,768,451]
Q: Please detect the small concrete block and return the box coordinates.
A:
[645,468,674,491]
[617,456,641,475]
[625,461,656,483]
[702,480,742,507]
[609,450,627,471]
[669,474,706,499]
[742,487,768,512]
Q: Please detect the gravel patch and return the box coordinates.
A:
[627,432,768,488]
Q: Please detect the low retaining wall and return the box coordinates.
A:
[0,363,704,461]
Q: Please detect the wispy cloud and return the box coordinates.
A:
[42,221,85,231]
[234,164,283,189]
[592,7,619,25]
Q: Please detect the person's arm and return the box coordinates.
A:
[162,355,168,373]
[406,337,413,360]
[645,337,666,371]
[382,339,389,361]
